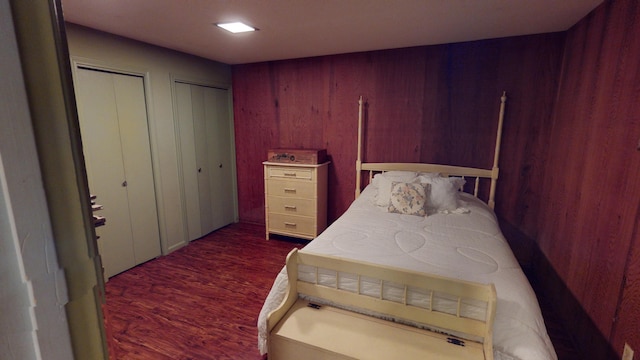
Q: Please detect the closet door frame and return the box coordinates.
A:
[171,75,239,244]
[70,57,168,254]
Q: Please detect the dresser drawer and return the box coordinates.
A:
[268,196,316,216]
[268,166,314,180]
[268,213,316,237]
[267,179,315,198]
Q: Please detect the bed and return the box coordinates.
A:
[258,93,558,360]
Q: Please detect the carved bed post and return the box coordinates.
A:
[488,91,507,209]
[355,96,364,198]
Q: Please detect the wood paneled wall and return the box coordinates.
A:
[232,34,564,228]
[537,0,640,357]
[232,0,640,356]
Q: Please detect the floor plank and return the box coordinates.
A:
[104,222,580,359]
[533,285,585,360]
[104,223,304,359]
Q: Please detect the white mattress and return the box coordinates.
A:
[258,185,557,360]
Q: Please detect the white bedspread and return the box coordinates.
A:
[258,185,557,360]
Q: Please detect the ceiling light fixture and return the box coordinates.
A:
[216,22,256,33]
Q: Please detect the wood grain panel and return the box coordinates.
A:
[536,0,640,357]
[232,35,563,231]
[232,63,280,223]
[614,206,640,353]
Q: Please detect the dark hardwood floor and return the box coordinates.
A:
[103,222,580,359]
[103,222,303,359]
[531,282,584,360]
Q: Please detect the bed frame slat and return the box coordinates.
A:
[270,249,497,344]
[268,249,497,359]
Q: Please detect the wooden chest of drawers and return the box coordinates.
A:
[263,161,329,240]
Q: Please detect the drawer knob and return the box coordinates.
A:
[284,172,297,177]
[284,188,297,193]
[284,205,297,210]
[284,222,297,228]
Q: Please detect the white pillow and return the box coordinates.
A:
[387,181,428,216]
[421,176,466,212]
[416,172,441,183]
[374,171,418,207]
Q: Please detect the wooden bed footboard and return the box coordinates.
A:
[267,249,497,359]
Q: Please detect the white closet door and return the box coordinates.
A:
[175,82,202,241]
[76,68,160,278]
[112,74,160,265]
[176,82,234,240]
[191,85,213,234]
[203,87,234,231]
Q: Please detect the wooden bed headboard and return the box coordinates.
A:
[355,92,507,209]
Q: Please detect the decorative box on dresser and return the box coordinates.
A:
[263,161,329,240]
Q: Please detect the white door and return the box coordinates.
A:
[176,82,235,241]
[198,85,235,233]
[76,67,161,278]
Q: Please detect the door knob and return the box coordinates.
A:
[219,163,223,168]
[198,167,202,173]
[122,180,127,187]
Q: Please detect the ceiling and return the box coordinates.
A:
[60,0,604,65]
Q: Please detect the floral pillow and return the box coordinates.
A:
[387,181,429,216]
